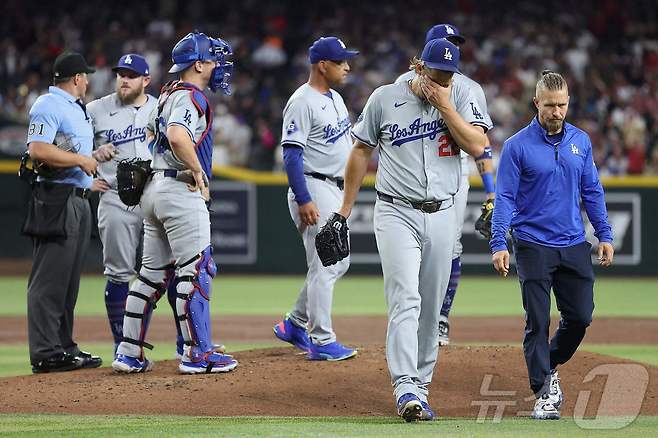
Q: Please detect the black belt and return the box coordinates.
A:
[73,187,90,199]
[376,191,445,214]
[36,182,90,199]
[305,172,344,190]
[163,169,179,178]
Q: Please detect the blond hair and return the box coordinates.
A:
[535,70,568,97]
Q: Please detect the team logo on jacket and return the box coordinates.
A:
[389,117,448,147]
[106,124,147,146]
[323,116,351,144]
[571,144,580,155]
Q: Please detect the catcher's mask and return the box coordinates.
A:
[168,31,234,95]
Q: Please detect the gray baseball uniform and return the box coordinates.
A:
[395,72,492,256]
[87,93,157,283]
[352,77,484,403]
[281,83,352,345]
[117,88,211,360]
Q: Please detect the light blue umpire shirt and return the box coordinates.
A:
[26,86,94,189]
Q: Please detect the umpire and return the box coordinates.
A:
[24,52,103,373]
[490,70,614,420]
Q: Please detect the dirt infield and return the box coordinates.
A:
[0,315,656,417]
[0,346,656,417]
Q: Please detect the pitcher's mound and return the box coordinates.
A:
[1,345,656,418]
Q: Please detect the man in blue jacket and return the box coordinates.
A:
[490,70,614,420]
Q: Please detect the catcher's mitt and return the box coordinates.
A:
[474,199,494,240]
[315,212,350,267]
[116,158,152,206]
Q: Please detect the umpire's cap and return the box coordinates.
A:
[54,52,95,78]
[425,23,466,45]
[309,37,359,64]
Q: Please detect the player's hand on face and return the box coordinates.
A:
[299,201,321,226]
[79,155,98,176]
[91,178,110,193]
[597,242,614,267]
[92,143,117,163]
[420,75,452,111]
[492,250,510,277]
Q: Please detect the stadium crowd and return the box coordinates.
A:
[1,0,657,175]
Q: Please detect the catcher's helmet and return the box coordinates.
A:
[168,31,234,94]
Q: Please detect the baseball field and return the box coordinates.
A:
[0,275,656,436]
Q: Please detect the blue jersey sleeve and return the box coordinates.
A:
[580,137,613,243]
[490,140,521,253]
[283,144,312,205]
[26,97,61,145]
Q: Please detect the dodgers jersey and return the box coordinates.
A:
[280,83,352,178]
[396,71,493,168]
[352,79,484,201]
[149,89,209,172]
[87,93,157,188]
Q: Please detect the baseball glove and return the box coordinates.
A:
[474,199,494,240]
[116,158,152,206]
[315,212,350,267]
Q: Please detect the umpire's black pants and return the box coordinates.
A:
[513,238,595,396]
[26,184,91,364]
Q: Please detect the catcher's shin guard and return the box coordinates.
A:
[165,268,185,356]
[117,271,165,359]
[176,246,217,362]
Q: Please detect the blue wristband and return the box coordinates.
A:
[476,146,493,161]
[481,172,495,194]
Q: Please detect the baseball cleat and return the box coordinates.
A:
[176,343,227,361]
[531,393,561,420]
[420,400,436,421]
[307,341,357,361]
[112,354,153,373]
[397,393,423,422]
[273,316,311,351]
[438,320,450,346]
[549,369,563,408]
[179,353,238,374]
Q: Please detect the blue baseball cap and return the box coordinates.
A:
[425,23,466,44]
[308,37,359,64]
[421,38,460,72]
[112,54,150,76]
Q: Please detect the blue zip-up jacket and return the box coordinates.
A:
[490,117,613,253]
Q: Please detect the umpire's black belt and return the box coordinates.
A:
[376,191,451,214]
[305,172,344,190]
[35,182,90,199]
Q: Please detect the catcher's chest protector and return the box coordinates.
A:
[156,82,214,179]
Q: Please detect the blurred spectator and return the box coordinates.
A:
[1,0,657,174]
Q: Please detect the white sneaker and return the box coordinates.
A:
[549,369,563,408]
[531,393,560,420]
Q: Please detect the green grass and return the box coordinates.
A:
[581,345,658,366]
[0,415,656,437]
[1,276,657,317]
[0,342,277,378]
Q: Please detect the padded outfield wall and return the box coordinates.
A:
[0,162,656,275]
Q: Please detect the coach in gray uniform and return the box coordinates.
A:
[272,37,358,361]
[336,39,486,421]
[87,54,157,351]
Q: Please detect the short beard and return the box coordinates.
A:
[117,87,143,105]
